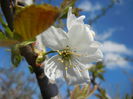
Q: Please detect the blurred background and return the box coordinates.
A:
[0,0,133,99]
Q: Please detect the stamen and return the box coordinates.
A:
[56,46,84,71]
[69,51,81,57]
[57,50,62,55]
[57,58,64,63]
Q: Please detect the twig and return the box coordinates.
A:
[89,0,116,25]
[91,74,110,99]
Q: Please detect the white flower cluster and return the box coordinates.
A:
[37,7,103,85]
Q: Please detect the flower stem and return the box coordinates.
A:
[43,50,57,56]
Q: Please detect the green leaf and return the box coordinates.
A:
[97,69,105,73]
[98,74,105,81]
[11,45,23,67]
[0,31,7,39]
[0,14,14,39]
[96,62,104,69]
[28,66,34,73]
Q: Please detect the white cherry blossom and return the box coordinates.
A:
[37,7,103,85]
[17,0,33,5]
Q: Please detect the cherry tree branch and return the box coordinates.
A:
[19,45,58,99]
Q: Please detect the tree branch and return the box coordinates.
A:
[0,0,14,31]
[91,74,110,99]
[19,45,58,99]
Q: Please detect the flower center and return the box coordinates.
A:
[59,48,71,61]
[57,46,74,70]
[57,46,82,71]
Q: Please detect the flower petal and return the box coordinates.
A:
[75,49,103,64]
[68,24,92,52]
[37,26,68,50]
[65,59,90,85]
[36,35,46,51]
[44,55,65,81]
[67,7,85,30]
[44,55,90,85]
[75,41,102,58]
[85,25,95,41]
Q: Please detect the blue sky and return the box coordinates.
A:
[76,0,133,98]
[0,0,133,99]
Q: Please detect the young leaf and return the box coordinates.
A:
[28,65,34,73]
[11,45,23,67]
[13,4,60,41]
[70,84,98,99]
[98,74,105,81]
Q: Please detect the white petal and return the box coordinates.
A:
[37,26,68,50]
[85,41,102,54]
[85,25,95,41]
[25,0,33,5]
[75,41,102,58]
[44,55,65,81]
[65,59,90,85]
[67,7,85,30]
[18,0,33,5]
[45,55,90,85]
[68,24,90,50]
[36,35,46,51]
[75,49,103,64]
[88,49,103,62]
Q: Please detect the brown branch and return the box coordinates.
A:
[19,45,58,99]
[0,0,14,31]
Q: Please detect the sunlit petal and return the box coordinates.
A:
[67,7,85,30]
[37,26,68,50]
